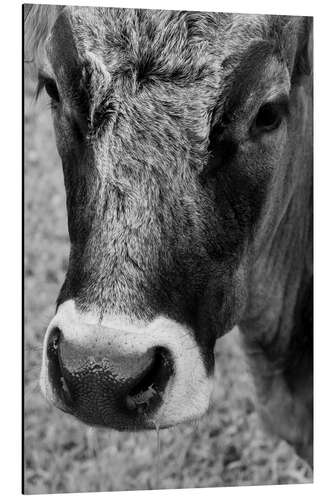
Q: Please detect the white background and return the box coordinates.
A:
[1,0,332,498]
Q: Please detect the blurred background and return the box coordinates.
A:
[24,72,312,494]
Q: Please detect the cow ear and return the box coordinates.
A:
[24,4,63,66]
[23,4,33,23]
[285,16,313,84]
[293,17,313,81]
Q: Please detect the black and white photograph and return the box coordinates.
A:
[23,1,314,495]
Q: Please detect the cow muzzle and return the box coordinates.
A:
[40,301,214,430]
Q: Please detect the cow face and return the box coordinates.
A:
[36,8,309,430]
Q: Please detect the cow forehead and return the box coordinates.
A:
[59,8,222,55]
[46,8,285,136]
[47,8,272,81]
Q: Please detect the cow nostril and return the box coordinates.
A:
[47,326,61,353]
[125,347,174,413]
[46,327,72,406]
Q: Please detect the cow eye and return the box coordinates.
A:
[37,74,60,103]
[252,100,289,135]
[44,79,60,102]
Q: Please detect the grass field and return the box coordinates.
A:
[24,75,312,494]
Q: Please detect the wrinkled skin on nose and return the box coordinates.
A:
[47,327,172,428]
[41,302,214,430]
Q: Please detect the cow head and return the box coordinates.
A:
[26,7,312,430]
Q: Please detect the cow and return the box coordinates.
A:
[25,6,313,466]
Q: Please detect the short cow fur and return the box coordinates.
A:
[25,6,313,465]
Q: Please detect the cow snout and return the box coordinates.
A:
[44,324,174,429]
[40,301,214,430]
